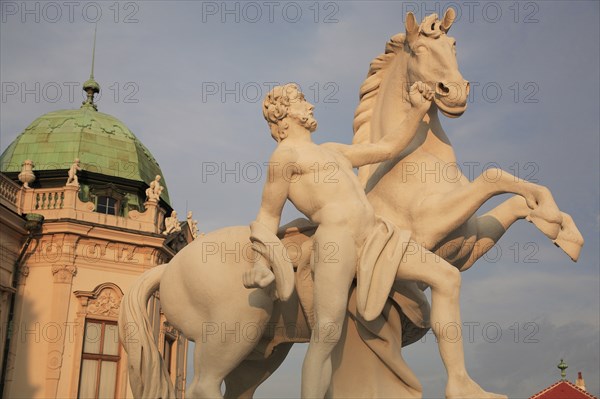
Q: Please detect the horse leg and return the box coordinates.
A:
[552,211,584,261]
[188,331,263,399]
[412,168,562,249]
[458,196,583,271]
[187,344,226,399]
[223,343,294,399]
[457,195,529,271]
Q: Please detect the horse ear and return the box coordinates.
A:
[405,12,419,45]
[441,8,456,33]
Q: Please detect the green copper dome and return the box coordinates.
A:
[0,105,170,204]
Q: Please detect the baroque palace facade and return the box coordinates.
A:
[0,73,192,398]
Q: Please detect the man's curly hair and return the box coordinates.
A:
[262,83,302,142]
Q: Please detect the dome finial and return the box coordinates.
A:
[82,24,100,111]
[557,358,568,380]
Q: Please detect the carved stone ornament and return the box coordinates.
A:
[51,264,77,283]
[18,159,35,188]
[187,211,199,239]
[163,210,182,235]
[66,158,82,187]
[145,175,163,202]
[87,287,121,318]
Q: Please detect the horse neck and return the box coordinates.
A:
[372,54,457,163]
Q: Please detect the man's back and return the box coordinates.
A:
[276,140,376,228]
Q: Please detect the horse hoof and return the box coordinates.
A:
[553,238,582,262]
[553,213,584,262]
[526,212,560,240]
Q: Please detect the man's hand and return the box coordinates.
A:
[243,260,275,289]
[409,81,435,112]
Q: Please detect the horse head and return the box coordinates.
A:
[405,9,469,118]
[353,9,471,181]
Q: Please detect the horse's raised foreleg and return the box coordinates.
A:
[457,195,529,271]
[412,168,562,250]
[459,195,583,271]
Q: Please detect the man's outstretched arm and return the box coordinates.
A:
[324,81,434,168]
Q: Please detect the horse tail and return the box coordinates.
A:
[119,263,174,399]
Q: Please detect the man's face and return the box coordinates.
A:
[287,91,317,132]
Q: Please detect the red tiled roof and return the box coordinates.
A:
[530,380,598,399]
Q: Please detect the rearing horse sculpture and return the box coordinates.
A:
[119,10,584,399]
[354,10,583,268]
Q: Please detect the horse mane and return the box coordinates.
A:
[353,14,444,145]
[353,33,407,145]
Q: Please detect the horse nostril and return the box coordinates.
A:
[465,82,470,96]
[437,82,450,96]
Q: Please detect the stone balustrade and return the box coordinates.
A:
[34,189,65,210]
[0,173,20,213]
[0,174,165,234]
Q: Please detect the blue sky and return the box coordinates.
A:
[1,1,598,398]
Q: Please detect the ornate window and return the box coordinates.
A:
[73,283,126,399]
[96,196,117,215]
[72,283,187,398]
[89,184,126,216]
[78,320,119,398]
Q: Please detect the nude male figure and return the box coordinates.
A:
[243,83,506,399]
[66,158,82,186]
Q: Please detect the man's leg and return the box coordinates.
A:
[397,241,507,399]
[301,229,356,398]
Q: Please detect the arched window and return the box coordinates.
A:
[73,283,125,399]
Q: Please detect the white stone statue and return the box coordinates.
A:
[119,10,583,399]
[66,158,82,186]
[145,175,163,202]
[163,210,181,235]
[186,211,199,238]
[242,83,505,399]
